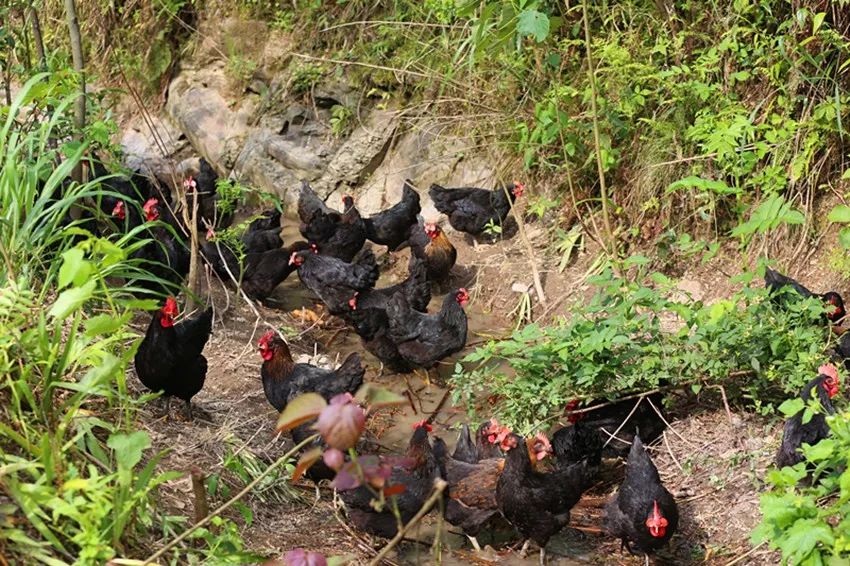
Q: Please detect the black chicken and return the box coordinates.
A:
[186,157,232,230]
[248,208,282,232]
[452,421,505,464]
[345,255,431,315]
[343,307,412,372]
[309,195,367,262]
[134,298,213,418]
[131,198,190,296]
[385,288,469,370]
[496,433,591,564]
[363,180,421,250]
[340,421,440,538]
[604,435,679,555]
[429,181,524,237]
[776,365,840,469]
[290,246,379,315]
[764,267,845,323]
[562,393,667,458]
[298,179,337,240]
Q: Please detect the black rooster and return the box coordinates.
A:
[604,435,678,555]
[134,298,213,418]
[776,365,840,469]
[764,267,845,323]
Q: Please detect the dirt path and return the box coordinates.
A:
[130,214,781,565]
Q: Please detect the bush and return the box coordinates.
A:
[754,410,850,564]
[451,260,833,432]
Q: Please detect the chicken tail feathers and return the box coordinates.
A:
[336,352,365,393]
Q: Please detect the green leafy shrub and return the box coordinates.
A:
[754,410,850,564]
[452,262,832,431]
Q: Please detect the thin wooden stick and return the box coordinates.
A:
[581,0,615,259]
[142,434,319,564]
[723,541,767,566]
[366,479,448,566]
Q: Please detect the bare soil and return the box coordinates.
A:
[128,209,834,565]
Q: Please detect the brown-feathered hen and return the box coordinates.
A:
[429,181,524,237]
[604,435,678,555]
[340,421,440,538]
[776,364,840,469]
[407,217,457,283]
[433,436,504,548]
[363,180,421,250]
[258,331,364,411]
[134,298,213,418]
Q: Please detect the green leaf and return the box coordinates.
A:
[839,227,850,249]
[48,280,95,319]
[58,248,91,289]
[354,383,407,409]
[517,10,550,42]
[778,398,804,417]
[812,12,826,34]
[828,205,850,224]
[276,393,327,432]
[776,518,834,561]
[801,438,836,462]
[107,431,152,470]
[85,312,131,337]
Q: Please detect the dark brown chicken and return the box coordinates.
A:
[496,433,591,564]
[363,180,421,250]
[290,246,379,315]
[604,435,678,555]
[407,217,457,283]
[340,421,440,538]
[776,364,840,469]
[385,288,469,370]
[433,436,505,548]
[429,181,524,237]
[134,298,213,418]
[258,330,364,412]
[258,331,364,481]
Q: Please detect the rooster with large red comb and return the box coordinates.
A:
[134,297,213,418]
[776,363,841,469]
